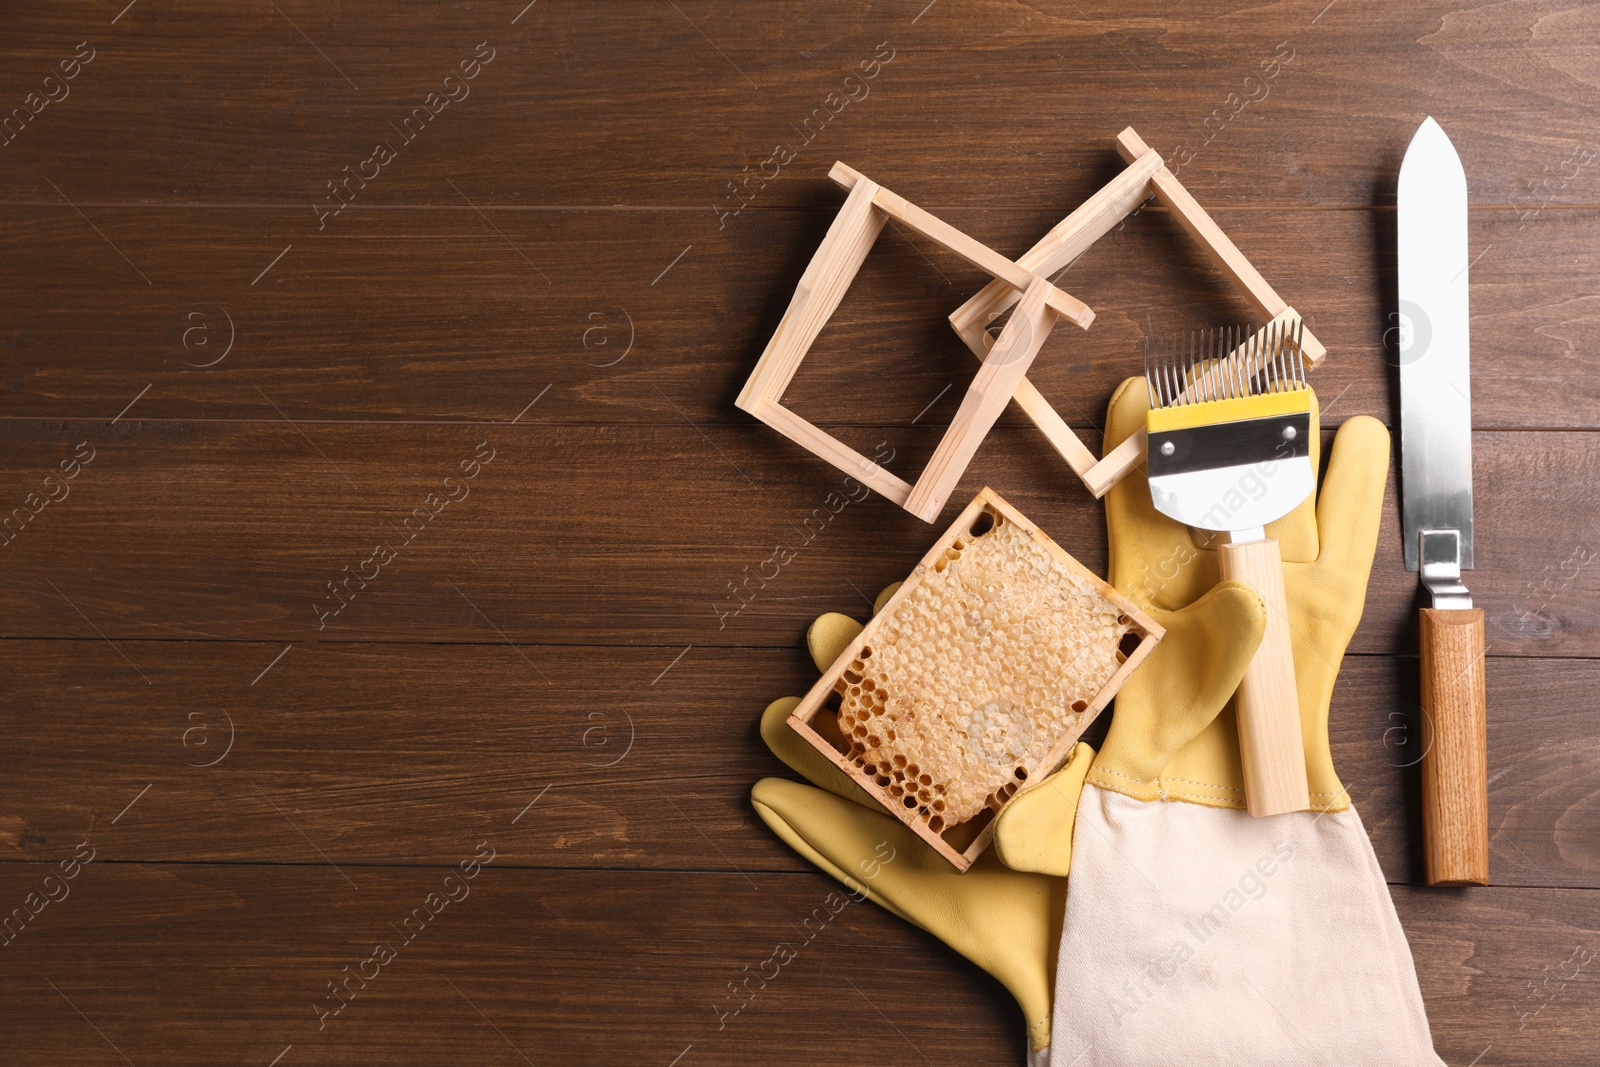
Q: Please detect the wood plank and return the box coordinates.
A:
[0,862,1594,1066]
[0,204,1591,431]
[0,864,1017,1065]
[0,4,1589,1065]
[0,420,1593,657]
[0,3,1596,211]
[0,641,1595,890]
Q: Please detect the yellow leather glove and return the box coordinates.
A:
[1087,378,1392,808]
[752,550,1265,1055]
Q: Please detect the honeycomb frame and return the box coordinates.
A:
[787,487,1164,870]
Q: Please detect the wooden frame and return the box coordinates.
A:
[947,127,1328,498]
[786,488,1164,870]
[735,165,1095,523]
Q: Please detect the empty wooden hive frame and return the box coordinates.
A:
[737,127,1326,519]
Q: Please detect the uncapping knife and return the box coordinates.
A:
[1397,116,1488,886]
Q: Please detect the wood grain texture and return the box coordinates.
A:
[0,643,1594,891]
[832,168,1095,328]
[1115,127,1327,363]
[1,204,1594,429]
[1421,607,1491,886]
[0,421,1593,656]
[3,1,1598,1063]
[736,176,886,412]
[2,2,1599,210]
[0,864,1597,1066]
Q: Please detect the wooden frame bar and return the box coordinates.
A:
[1115,127,1326,365]
[903,276,1059,519]
[737,164,1095,524]
[944,126,1328,498]
[946,147,1165,354]
[828,164,1093,328]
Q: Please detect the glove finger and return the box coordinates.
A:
[1103,375,1150,456]
[993,742,1094,877]
[1313,415,1391,574]
[808,612,863,673]
[759,697,879,808]
[1096,582,1266,783]
[807,583,901,671]
[752,776,1057,1052]
[873,581,902,614]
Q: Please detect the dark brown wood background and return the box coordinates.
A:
[2,2,1597,1064]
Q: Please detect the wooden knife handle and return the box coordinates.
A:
[1420,607,1489,886]
[1218,537,1311,817]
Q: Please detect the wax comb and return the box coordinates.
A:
[1144,320,1315,817]
[784,488,1164,869]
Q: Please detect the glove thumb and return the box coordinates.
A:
[1096,581,1266,784]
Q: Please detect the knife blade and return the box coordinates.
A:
[1399,116,1474,572]
[1397,115,1488,887]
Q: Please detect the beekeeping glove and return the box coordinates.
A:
[753,561,1265,1061]
[1045,378,1445,1066]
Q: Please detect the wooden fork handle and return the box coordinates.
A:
[1218,536,1312,817]
[1420,607,1489,886]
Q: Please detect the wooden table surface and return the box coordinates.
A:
[3,2,1597,1064]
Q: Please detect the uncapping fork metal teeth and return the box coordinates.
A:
[1146,321,1314,415]
[1275,320,1290,391]
[1294,318,1307,386]
[1180,335,1189,405]
[1146,336,1155,406]
[1228,329,1241,399]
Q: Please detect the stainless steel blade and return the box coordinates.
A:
[1398,116,1474,572]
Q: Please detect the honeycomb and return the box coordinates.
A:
[835,512,1133,830]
